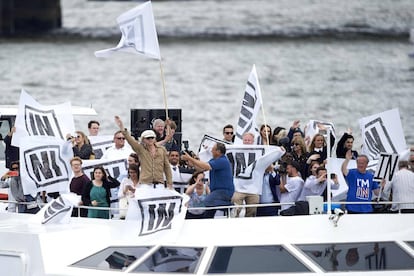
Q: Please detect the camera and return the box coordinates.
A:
[180,140,195,157]
[179,140,196,168]
[182,140,189,151]
[274,152,293,175]
[274,161,287,174]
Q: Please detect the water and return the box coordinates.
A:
[0,0,413,150]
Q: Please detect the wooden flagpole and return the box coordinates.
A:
[159,59,169,119]
[256,66,269,146]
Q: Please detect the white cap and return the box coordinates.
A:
[140,130,156,139]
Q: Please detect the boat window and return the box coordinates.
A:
[130,246,204,273]
[0,118,11,161]
[71,246,151,271]
[207,245,311,274]
[297,242,414,271]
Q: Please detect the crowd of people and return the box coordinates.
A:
[1,116,414,219]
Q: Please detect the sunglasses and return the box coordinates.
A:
[116,137,126,140]
[145,137,155,140]
[224,132,233,135]
[292,143,300,146]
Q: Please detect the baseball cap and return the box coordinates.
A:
[140,130,156,139]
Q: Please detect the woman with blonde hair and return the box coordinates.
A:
[68,131,94,160]
[307,132,335,165]
[291,136,309,179]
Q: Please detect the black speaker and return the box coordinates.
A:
[130,109,182,151]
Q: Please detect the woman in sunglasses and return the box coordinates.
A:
[291,136,309,180]
[67,131,94,160]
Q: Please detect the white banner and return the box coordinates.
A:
[374,153,399,182]
[20,137,73,197]
[81,158,128,181]
[234,65,263,144]
[304,119,336,147]
[359,108,407,160]
[12,89,75,147]
[94,1,161,60]
[125,186,186,237]
[88,135,115,159]
[197,134,231,163]
[226,145,285,194]
[32,193,80,225]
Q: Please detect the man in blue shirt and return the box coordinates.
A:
[182,142,234,218]
[341,150,383,213]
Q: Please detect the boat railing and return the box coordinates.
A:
[1,199,413,219]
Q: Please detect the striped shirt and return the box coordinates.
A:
[384,169,414,211]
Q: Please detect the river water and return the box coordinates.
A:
[0,0,413,150]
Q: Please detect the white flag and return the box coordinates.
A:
[13,89,75,147]
[226,145,285,195]
[94,1,161,60]
[234,65,263,144]
[358,108,407,160]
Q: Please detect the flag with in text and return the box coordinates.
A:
[234,65,263,144]
[95,1,161,60]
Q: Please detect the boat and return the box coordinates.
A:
[1,205,414,276]
[409,28,414,58]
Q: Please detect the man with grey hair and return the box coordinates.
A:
[232,132,261,217]
[152,118,166,142]
[383,160,414,213]
[342,151,384,213]
[152,118,175,149]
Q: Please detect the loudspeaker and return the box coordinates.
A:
[130,109,182,151]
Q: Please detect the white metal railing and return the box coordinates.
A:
[1,199,413,219]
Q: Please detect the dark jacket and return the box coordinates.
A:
[336,133,359,159]
[81,177,120,207]
[4,134,19,169]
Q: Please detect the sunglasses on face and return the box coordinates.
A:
[145,137,155,140]
[116,137,126,140]
[224,132,233,135]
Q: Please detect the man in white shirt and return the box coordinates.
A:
[168,150,193,193]
[101,131,134,161]
[101,130,134,218]
[384,161,414,213]
[280,161,304,215]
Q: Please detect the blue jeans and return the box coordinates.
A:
[203,189,233,218]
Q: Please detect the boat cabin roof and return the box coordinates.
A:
[1,212,413,276]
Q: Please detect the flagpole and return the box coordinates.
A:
[159,60,169,119]
[261,95,270,146]
[256,66,269,146]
